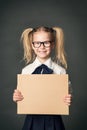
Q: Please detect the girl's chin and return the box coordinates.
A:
[37,55,49,59]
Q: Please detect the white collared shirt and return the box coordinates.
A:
[22,57,66,74]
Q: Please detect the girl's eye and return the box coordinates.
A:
[44,41,51,45]
[37,42,40,44]
[44,41,48,44]
[33,42,40,45]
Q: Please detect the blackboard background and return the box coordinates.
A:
[0,0,87,130]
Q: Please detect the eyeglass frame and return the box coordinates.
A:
[32,41,54,48]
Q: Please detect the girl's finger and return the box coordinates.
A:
[13,95,24,102]
[14,89,21,94]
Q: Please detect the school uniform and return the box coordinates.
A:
[22,57,66,75]
[22,57,66,130]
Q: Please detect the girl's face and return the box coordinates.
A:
[32,31,54,63]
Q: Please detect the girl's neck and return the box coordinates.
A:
[37,56,50,63]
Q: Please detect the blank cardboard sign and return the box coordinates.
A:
[17,74,69,115]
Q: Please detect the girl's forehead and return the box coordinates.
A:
[33,31,52,39]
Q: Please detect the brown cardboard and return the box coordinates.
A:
[17,74,69,115]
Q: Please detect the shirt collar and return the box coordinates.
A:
[33,57,52,69]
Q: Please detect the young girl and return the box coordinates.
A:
[13,26,72,130]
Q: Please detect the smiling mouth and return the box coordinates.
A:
[39,51,46,52]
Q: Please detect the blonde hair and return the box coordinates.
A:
[21,28,34,63]
[53,27,67,69]
[21,26,67,69]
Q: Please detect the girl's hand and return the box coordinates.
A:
[13,89,24,102]
[64,94,72,106]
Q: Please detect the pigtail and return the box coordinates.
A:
[21,28,33,64]
[53,27,67,69]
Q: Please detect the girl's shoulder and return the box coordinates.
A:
[52,61,66,74]
[21,62,35,74]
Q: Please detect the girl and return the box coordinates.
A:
[13,26,72,130]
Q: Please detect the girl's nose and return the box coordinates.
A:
[40,43,45,48]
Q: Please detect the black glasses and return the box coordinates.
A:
[32,41,53,48]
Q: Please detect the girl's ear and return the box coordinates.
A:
[31,43,34,50]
